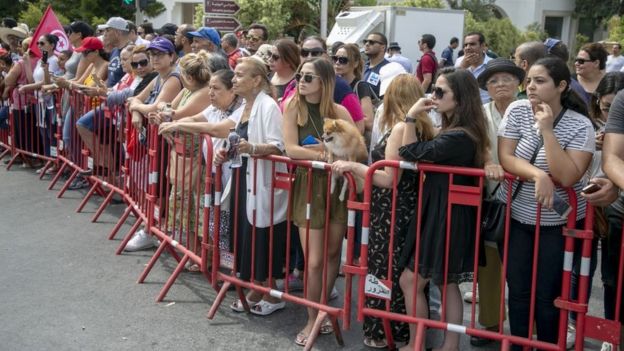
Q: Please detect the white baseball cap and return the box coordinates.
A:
[99,17,129,32]
[379,62,407,96]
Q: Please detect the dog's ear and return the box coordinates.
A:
[332,119,338,130]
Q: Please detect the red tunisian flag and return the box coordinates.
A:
[28,5,72,58]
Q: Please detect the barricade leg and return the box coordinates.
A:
[155,254,190,302]
[207,281,232,319]
[57,169,80,198]
[115,218,144,255]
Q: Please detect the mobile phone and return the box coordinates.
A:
[552,191,572,219]
[301,134,319,146]
[41,51,48,64]
[582,182,602,194]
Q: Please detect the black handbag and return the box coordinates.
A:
[480,108,567,243]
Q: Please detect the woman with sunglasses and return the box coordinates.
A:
[124,37,185,252]
[269,38,300,101]
[331,74,434,349]
[575,42,608,104]
[210,57,287,316]
[18,34,62,167]
[333,43,376,142]
[280,36,365,134]
[397,68,490,351]
[497,57,594,349]
[283,57,357,347]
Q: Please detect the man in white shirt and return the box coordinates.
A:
[606,43,624,72]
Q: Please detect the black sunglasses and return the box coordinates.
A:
[270,53,280,61]
[131,59,149,68]
[575,57,592,65]
[295,72,320,83]
[37,41,46,46]
[301,48,324,58]
[432,86,446,99]
[331,55,349,65]
[363,39,383,46]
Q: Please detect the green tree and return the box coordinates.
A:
[194,3,204,29]
[19,2,70,29]
[575,0,623,30]
[608,15,624,45]
[378,0,444,7]
[449,0,496,22]
[237,0,292,38]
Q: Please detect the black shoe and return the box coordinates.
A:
[470,335,494,347]
[4,158,22,165]
[79,168,93,176]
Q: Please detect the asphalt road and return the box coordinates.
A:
[0,163,607,350]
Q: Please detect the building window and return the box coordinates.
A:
[544,16,563,39]
[578,17,595,42]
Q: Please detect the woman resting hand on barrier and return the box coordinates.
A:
[282,57,355,347]
[397,69,490,351]
[219,58,289,316]
[497,57,594,349]
[332,74,435,349]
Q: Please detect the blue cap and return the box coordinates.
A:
[147,36,175,54]
[187,27,221,47]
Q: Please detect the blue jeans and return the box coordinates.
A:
[506,219,567,349]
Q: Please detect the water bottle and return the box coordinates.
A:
[227,127,242,168]
[162,103,173,122]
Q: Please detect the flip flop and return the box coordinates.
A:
[363,337,388,349]
[230,298,258,313]
[295,331,308,347]
[250,299,286,316]
[320,317,334,335]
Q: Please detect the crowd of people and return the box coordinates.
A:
[2,14,624,351]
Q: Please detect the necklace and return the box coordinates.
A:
[308,112,323,139]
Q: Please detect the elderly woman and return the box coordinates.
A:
[461,58,525,346]
[214,57,288,315]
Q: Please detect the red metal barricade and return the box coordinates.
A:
[352,160,593,351]
[205,155,359,351]
[0,97,12,161]
[564,204,623,350]
[5,90,59,172]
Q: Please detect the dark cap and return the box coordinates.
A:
[477,58,525,90]
[69,21,94,38]
[388,42,401,50]
[157,23,178,36]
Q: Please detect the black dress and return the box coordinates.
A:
[233,121,287,282]
[363,129,414,343]
[398,130,478,285]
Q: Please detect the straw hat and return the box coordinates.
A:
[0,23,29,45]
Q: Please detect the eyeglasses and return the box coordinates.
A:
[486,76,517,86]
[301,48,324,58]
[363,39,383,46]
[295,72,320,83]
[575,58,592,65]
[246,35,262,42]
[37,41,46,46]
[431,86,447,99]
[270,53,280,61]
[131,59,149,68]
[331,55,349,65]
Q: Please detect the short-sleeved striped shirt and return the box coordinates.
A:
[496,100,595,226]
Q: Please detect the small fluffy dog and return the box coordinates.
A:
[322,118,367,200]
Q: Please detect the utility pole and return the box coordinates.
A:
[321,0,328,38]
[135,0,143,25]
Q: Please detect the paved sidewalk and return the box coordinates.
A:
[0,164,606,350]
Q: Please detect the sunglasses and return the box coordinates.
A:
[270,53,280,61]
[331,55,349,65]
[295,72,320,83]
[37,41,46,46]
[363,39,383,46]
[131,59,149,68]
[575,58,592,65]
[301,48,324,58]
[431,86,447,99]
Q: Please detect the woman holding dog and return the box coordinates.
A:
[332,74,434,348]
[397,68,490,351]
[282,57,356,347]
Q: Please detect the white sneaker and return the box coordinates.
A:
[124,229,156,252]
[464,290,479,303]
[329,286,339,301]
[566,324,575,350]
[601,342,613,351]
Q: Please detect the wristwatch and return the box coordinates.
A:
[405,116,417,123]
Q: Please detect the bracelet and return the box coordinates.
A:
[405,116,417,123]
[251,143,257,155]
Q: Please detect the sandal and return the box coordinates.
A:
[363,337,388,349]
[320,317,334,335]
[230,298,259,313]
[295,331,308,347]
[250,299,286,316]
